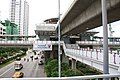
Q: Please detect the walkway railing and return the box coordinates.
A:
[63,43,120,74]
[1,40,120,46]
[76,41,120,46]
[1,74,120,80]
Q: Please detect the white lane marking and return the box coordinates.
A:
[0,66,13,77]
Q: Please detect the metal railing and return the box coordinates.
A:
[1,74,120,80]
[76,41,120,46]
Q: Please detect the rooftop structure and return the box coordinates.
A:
[35,18,58,41]
[44,18,58,24]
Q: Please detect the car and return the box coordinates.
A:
[16,57,21,61]
[34,55,38,60]
[12,71,24,78]
[30,55,33,58]
[41,55,44,59]
[38,60,44,65]
[14,63,23,70]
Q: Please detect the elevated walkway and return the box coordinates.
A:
[0,40,120,74]
[62,42,120,74]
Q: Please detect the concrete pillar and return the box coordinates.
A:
[61,37,70,44]
[39,36,50,41]
[62,53,69,64]
[118,55,120,73]
[71,59,76,70]
[50,46,54,59]
[50,52,54,59]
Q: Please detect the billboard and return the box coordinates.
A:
[33,41,52,51]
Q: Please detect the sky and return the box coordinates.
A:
[0,0,120,37]
[0,0,74,35]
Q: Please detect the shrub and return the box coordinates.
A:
[45,59,58,77]
[45,59,83,77]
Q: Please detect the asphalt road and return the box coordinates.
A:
[0,56,46,78]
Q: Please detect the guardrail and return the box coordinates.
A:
[1,74,120,80]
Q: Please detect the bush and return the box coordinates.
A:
[76,62,102,75]
[61,62,69,71]
[45,58,82,77]
[51,71,58,77]
[45,59,58,77]
[45,58,53,65]
[62,69,83,77]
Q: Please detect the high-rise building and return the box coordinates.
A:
[23,1,29,36]
[10,0,29,36]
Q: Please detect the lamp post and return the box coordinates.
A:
[58,0,61,77]
[101,0,109,77]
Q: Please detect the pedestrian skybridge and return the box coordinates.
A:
[0,40,120,74]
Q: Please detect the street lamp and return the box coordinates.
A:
[58,0,61,77]
[101,0,109,77]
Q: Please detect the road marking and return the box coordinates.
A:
[0,66,13,77]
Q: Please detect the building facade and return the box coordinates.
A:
[10,0,29,36]
[1,20,18,40]
[0,23,6,35]
[0,23,6,40]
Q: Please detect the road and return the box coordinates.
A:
[0,55,46,78]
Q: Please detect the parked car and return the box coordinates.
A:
[12,71,24,78]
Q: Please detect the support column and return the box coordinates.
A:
[61,37,70,44]
[50,46,54,59]
[71,59,76,70]
[50,52,54,59]
[62,53,69,64]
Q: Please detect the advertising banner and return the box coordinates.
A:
[33,41,52,51]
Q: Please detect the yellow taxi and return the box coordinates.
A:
[12,71,24,78]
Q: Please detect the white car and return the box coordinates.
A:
[34,55,38,60]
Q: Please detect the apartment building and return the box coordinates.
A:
[10,0,29,36]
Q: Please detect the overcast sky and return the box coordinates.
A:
[0,0,74,35]
[0,0,120,37]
